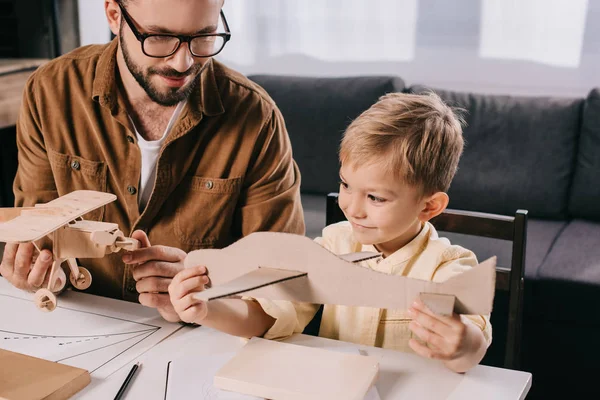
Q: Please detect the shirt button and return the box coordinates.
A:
[205,180,214,190]
[71,160,80,170]
[127,136,135,144]
[127,185,137,195]
[127,285,136,293]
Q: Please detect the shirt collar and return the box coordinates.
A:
[362,222,432,274]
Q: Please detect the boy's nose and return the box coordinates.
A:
[342,197,366,220]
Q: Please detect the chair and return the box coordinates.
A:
[323,192,528,370]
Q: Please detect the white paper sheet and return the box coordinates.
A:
[0,278,181,380]
[165,352,262,400]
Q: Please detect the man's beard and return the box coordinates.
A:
[119,30,203,107]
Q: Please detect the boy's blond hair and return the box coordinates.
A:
[340,92,465,195]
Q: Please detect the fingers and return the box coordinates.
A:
[409,300,468,361]
[409,338,448,360]
[0,243,18,276]
[131,261,185,281]
[169,274,209,300]
[27,250,53,288]
[168,267,211,324]
[176,300,207,324]
[124,245,187,265]
[409,320,447,355]
[13,243,35,287]
[138,292,172,309]
[135,277,172,294]
[171,266,208,286]
[131,230,151,248]
[157,306,182,323]
[408,300,454,337]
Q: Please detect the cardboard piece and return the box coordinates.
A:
[187,232,496,315]
[419,293,456,316]
[0,348,90,400]
[0,191,139,311]
[214,337,379,400]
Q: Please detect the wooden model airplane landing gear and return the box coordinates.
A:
[34,289,57,312]
[33,258,92,311]
[67,258,92,291]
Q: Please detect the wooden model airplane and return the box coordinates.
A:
[186,232,496,316]
[0,190,139,312]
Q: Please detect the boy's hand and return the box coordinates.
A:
[125,230,186,322]
[168,266,211,324]
[407,299,473,362]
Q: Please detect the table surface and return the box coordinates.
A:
[76,325,532,400]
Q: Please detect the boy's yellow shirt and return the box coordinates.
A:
[254,221,492,352]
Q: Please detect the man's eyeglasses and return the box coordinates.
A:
[117,2,231,58]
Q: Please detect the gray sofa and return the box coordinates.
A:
[249,75,600,399]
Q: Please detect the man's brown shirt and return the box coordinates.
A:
[14,40,304,301]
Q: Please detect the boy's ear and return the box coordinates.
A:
[418,192,449,222]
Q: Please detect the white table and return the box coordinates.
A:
[77,326,532,400]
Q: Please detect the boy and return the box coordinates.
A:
[168,92,491,373]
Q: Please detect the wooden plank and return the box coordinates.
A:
[0,348,90,400]
[215,337,378,400]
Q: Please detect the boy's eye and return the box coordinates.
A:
[368,194,386,203]
[339,181,349,190]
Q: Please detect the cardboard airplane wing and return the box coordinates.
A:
[0,191,116,243]
[186,232,496,315]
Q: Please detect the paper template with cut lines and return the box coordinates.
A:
[0,278,181,379]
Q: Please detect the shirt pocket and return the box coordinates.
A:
[174,176,242,247]
[378,308,414,352]
[47,149,108,221]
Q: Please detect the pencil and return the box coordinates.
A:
[114,362,140,400]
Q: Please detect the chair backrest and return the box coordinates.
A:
[324,192,528,370]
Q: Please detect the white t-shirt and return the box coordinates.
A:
[131,101,186,211]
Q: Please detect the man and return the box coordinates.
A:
[0,0,304,322]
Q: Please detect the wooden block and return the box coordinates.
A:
[420,293,456,316]
[215,337,379,400]
[0,349,90,400]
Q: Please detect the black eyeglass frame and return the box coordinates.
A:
[117,2,231,58]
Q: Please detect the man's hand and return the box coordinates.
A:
[0,243,64,292]
[168,266,210,324]
[124,230,187,322]
[407,299,487,373]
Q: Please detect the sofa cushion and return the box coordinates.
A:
[538,220,600,283]
[410,85,582,219]
[533,220,600,322]
[438,218,566,280]
[569,88,600,221]
[249,75,405,195]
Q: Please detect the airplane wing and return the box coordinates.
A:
[194,268,307,301]
[193,252,380,302]
[0,191,116,243]
[185,232,496,315]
